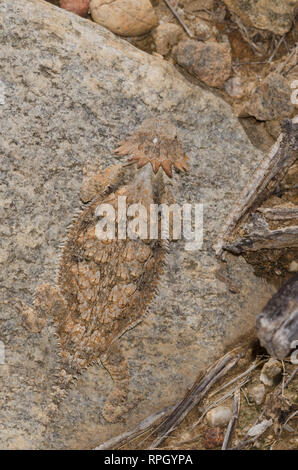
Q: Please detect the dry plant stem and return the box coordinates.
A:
[282,38,289,54]
[209,360,263,397]
[268,35,285,63]
[225,226,298,254]
[230,409,267,450]
[276,367,297,395]
[232,424,271,450]
[148,351,242,449]
[192,378,250,429]
[257,207,298,220]
[281,360,286,397]
[284,61,298,76]
[222,389,240,450]
[283,410,298,429]
[233,61,267,66]
[163,0,193,38]
[232,15,264,56]
[213,119,298,256]
[94,406,174,450]
[276,45,297,75]
[232,366,297,449]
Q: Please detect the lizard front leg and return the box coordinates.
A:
[18,283,68,333]
[100,341,130,423]
[80,162,125,203]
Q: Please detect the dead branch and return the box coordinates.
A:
[268,35,286,63]
[222,389,240,450]
[213,119,298,257]
[224,225,298,254]
[257,206,298,220]
[209,360,264,397]
[148,350,243,449]
[192,378,250,429]
[163,0,193,38]
[94,406,174,450]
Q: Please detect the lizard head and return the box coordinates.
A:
[115,118,189,178]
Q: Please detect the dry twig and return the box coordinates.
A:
[222,389,240,450]
[163,0,193,38]
[94,406,173,450]
[214,119,298,256]
[268,35,285,63]
[209,360,263,397]
[191,378,250,429]
[148,350,242,449]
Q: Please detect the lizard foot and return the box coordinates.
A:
[16,283,68,333]
[101,341,131,423]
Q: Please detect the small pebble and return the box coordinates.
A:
[288,260,298,273]
[90,0,158,37]
[248,383,266,405]
[193,19,213,40]
[224,76,244,98]
[60,0,90,17]
[152,23,182,56]
[206,406,232,427]
[260,358,282,386]
[248,419,273,437]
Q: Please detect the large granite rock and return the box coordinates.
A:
[0,0,274,449]
[223,0,297,35]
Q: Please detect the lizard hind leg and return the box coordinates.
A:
[100,342,131,423]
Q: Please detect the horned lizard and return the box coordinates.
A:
[18,118,189,423]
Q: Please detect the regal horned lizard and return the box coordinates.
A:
[18,119,189,423]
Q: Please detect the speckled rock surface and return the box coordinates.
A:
[223,0,297,35]
[243,73,294,121]
[175,40,232,88]
[0,0,274,449]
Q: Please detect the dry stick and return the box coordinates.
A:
[232,367,298,450]
[276,366,297,395]
[191,378,250,429]
[241,387,253,406]
[148,351,242,449]
[232,419,272,450]
[232,15,264,56]
[94,406,174,450]
[222,389,240,450]
[230,409,267,450]
[213,119,298,256]
[284,60,297,76]
[233,61,267,66]
[209,360,263,398]
[276,45,297,74]
[268,34,285,63]
[283,37,289,54]
[163,0,193,38]
[283,410,298,429]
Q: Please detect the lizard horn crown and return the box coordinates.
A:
[115,118,189,178]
